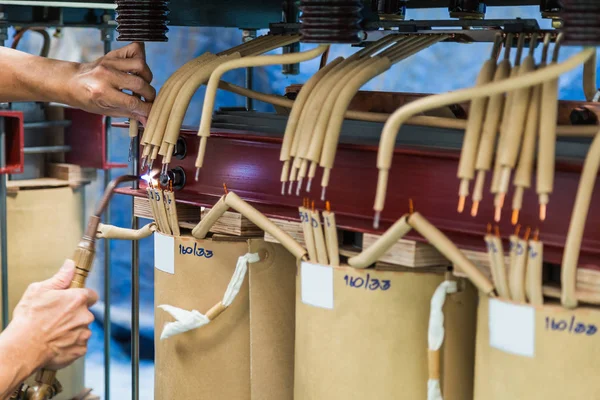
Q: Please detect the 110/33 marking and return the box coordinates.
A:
[344,274,391,291]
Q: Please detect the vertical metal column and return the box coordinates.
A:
[246,66,254,111]
[131,136,140,400]
[0,115,8,331]
[101,27,113,400]
[0,9,9,331]
[242,29,257,111]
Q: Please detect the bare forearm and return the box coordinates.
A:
[0,323,44,399]
[0,47,78,104]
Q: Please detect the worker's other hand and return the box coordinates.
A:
[9,260,98,370]
[68,42,155,123]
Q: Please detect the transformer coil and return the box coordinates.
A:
[299,0,363,44]
[115,0,170,42]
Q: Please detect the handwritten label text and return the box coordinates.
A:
[179,243,214,258]
[344,274,391,291]
[545,316,597,336]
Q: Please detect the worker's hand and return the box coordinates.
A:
[67,42,155,123]
[8,260,98,370]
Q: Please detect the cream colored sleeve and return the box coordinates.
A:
[225,192,307,260]
[561,132,600,309]
[348,215,411,269]
[583,51,597,102]
[194,45,329,169]
[374,48,595,215]
[97,223,156,240]
[191,195,229,239]
[408,212,495,295]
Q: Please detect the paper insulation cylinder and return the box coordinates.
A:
[295,263,478,399]
[474,295,600,399]
[0,185,86,400]
[154,235,297,400]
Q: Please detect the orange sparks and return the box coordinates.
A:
[511,209,520,226]
[471,202,480,218]
[326,201,331,212]
[223,183,229,195]
[457,196,465,214]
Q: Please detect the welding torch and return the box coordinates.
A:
[25,175,139,400]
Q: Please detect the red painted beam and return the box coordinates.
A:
[0,110,24,175]
[65,108,127,170]
[114,124,600,269]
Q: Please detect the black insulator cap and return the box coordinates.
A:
[160,167,186,190]
[115,0,170,42]
[299,0,364,44]
[561,0,600,46]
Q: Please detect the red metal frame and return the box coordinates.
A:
[0,110,24,175]
[113,123,600,269]
[64,108,127,170]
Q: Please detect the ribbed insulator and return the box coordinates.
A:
[299,0,363,44]
[115,0,170,42]
[448,0,486,19]
[561,0,600,46]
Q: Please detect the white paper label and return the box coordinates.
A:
[489,298,535,357]
[301,262,334,310]
[154,233,175,274]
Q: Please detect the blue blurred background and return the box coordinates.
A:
[7,5,594,398]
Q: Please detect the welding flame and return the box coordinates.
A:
[141,172,158,187]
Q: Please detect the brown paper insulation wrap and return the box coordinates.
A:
[0,186,85,400]
[154,235,296,400]
[294,263,477,400]
[474,295,600,399]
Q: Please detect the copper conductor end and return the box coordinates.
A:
[471,201,480,218]
[326,201,331,212]
[515,224,522,237]
[494,206,502,222]
[373,211,381,230]
[494,225,500,238]
[497,193,506,209]
[533,228,540,242]
[457,196,466,214]
[311,200,315,212]
[511,209,520,226]
[223,183,228,195]
[540,204,547,222]
[487,223,492,235]
[409,198,414,215]
[524,226,532,241]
